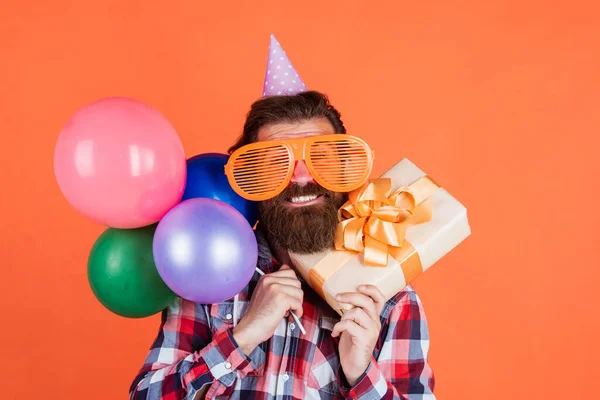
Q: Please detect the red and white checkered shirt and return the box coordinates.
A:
[129,232,435,399]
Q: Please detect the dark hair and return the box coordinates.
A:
[228,90,346,154]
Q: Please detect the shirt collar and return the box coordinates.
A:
[255,227,280,274]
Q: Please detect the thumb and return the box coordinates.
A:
[280,264,291,270]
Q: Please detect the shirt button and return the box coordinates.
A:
[225,313,233,320]
[282,373,289,381]
[289,323,296,331]
[225,362,232,370]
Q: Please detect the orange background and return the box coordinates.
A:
[1,1,599,399]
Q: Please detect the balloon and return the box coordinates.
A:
[88,225,178,318]
[54,97,187,228]
[153,198,258,304]
[182,153,259,227]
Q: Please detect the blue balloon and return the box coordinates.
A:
[182,153,259,226]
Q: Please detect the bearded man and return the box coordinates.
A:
[129,90,436,400]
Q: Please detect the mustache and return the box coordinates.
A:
[278,182,333,200]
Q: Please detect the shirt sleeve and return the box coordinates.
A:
[338,288,436,400]
[129,297,265,400]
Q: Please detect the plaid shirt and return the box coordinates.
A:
[129,231,435,399]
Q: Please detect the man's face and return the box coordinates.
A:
[256,118,347,253]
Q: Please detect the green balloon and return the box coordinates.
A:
[88,225,177,318]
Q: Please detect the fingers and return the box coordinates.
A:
[270,264,298,279]
[336,285,386,320]
[285,294,304,318]
[341,307,377,331]
[358,285,386,315]
[336,292,379,322]
[331,319,366,338]
[256,264,305,319]
[260,276,302,288]
[268,279,304,319]
[272,283,303,302]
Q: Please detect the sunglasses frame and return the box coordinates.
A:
[224,134,375,201]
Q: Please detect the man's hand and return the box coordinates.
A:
[331,285,386,387]
[232,265,304,355]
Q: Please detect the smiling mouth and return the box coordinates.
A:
[286,194,324,206]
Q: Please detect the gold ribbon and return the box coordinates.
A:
[303,175,441,314]
[334,175,440,266]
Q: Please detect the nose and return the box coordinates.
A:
[290,160,315,186]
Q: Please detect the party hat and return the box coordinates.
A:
[262,34,307,97]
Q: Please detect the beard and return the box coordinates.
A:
[258,182,347,254]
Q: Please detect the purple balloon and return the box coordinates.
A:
[153,198,258,304]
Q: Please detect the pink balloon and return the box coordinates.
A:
[54,97,186,228]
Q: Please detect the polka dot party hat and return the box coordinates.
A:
[262,34,307,97]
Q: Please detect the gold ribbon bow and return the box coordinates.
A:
[334,176,438,266]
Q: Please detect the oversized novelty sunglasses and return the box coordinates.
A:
[224,134,374,201]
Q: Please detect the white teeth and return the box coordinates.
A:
[290,195,318,203]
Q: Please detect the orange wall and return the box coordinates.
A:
[2,1,599,399]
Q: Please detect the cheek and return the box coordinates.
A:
[331,192,346,205]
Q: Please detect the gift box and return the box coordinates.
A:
[289,158,471,315]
